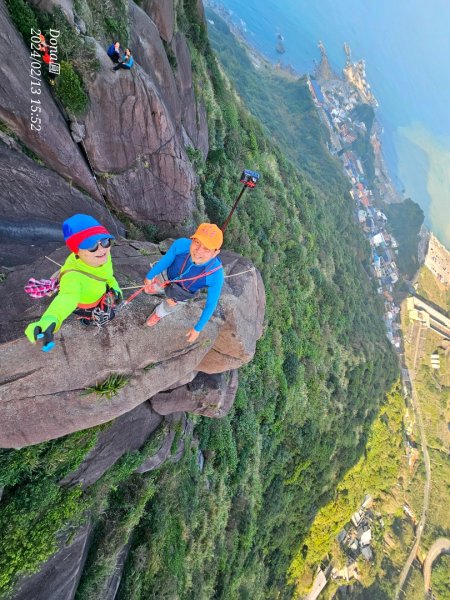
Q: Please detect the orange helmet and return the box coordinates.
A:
[191,223,223,250]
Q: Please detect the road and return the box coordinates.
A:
[395,369,431,599]
[423,538,450,592]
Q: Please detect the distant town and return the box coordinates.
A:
[306,42,403,351]
[305,43,450,600]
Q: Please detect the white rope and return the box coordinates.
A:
[45,256,63,267]
[225,267,255,279]
[45,257,255,288]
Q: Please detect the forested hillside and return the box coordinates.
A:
[0,1,397,598]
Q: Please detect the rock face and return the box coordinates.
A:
[0,141,123,267]
[82,45,197,234]
[151,370,238,418]
[198,253,266,373]
[60,401,163,488]
[11,521,92,600]
[140,0,175,42]
[171,32,209,157]
[0,242,265,448]
[129,1,181,127]
[0,2,99,200]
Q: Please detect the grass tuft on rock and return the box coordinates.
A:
[84,374,130,400]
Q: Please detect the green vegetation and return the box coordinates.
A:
[0,428,101,594]
[431,555,450,599]
[55,61,88,115]
[74,476,156,600]
[350,104,376,183]
[383,198,424,279]
[4,1,95,115]
[4,0,38,42]
[416,265,450,311]
[205,9,347,193]
[288,382,404,596]
[74,0,129,46]
[84,374,130,400]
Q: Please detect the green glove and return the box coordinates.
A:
[25,316,58,345]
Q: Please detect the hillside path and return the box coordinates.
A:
[395,371,431,599]
[423,538,450,592]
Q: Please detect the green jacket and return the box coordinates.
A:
[43,253,120,329]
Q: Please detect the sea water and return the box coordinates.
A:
[213,0,450,249]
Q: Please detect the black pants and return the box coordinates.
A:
[113,63,131,71]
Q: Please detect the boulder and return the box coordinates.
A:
[0,2,99,199]
[60,401,163,488]
[140,0,175,43]
[70,120,85,143]
[169,416,194,463]
[82,44,196,234]
[0,242,265,448]
[11,521,92,600]
[151,370,238,418]
[0,141,123,267]
[135,412,185,473]
[198,252,265,373]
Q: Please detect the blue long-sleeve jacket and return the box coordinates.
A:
[121,54,134,68]
[146,238,224,332]
[107,44,119,58]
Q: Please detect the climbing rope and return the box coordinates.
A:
[24,257,255,307]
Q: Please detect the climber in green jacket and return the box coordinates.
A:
[25,214,121,349]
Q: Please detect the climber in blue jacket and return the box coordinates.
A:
[107,41,121,63]
[143,224,224,344]
[113,48,134,71]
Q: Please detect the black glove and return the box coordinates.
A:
[25,318,56,352]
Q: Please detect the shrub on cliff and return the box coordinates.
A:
[55,61,88,115]
[5,0,38,44]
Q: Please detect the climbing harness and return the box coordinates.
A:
[74,290,117,328]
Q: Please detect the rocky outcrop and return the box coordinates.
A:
[136,412,186,473]
[0,242,265,448]
[81,44,196,234]
[11,521,92,600]
[101,542,131,600]
[0,140,122,267]
[171,32,209,157]
[151,370,238,418]
[60,401,163,488]
[140,0,175,43]
[129,1,181,126]
[0,2,99,199]
[197,253,265,372]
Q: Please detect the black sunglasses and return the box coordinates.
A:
[86,238,113,252]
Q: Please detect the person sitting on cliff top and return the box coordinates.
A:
[107,41,121,64]
[143,223,225,344]
[25,214,121,348]
[113,48,134,71]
